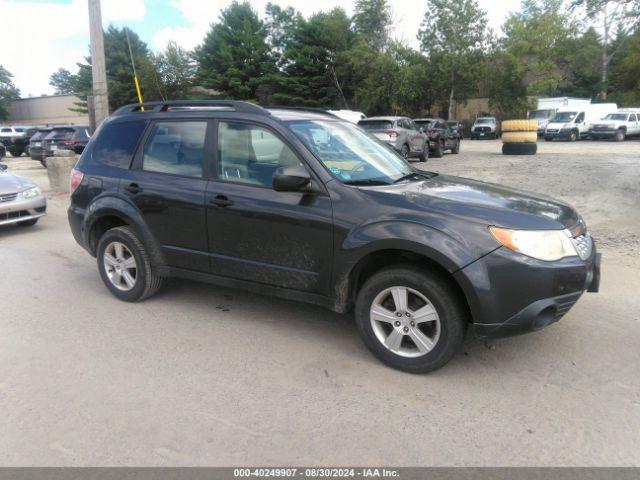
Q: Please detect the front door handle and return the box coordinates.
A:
[210,195,234,207]
[125,183,142,194]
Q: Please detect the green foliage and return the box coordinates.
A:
[0,65,21,120]
[195,1,273,100]
[49,68,76,95]
[418,0,489,118]
[609,28,640,105]
[152,42,196,100]
[486,52,532,118]
[353,0,392,52]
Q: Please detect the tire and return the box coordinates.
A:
[501,131,537,143]
[418,144,428,162]
[568,130,578,142]
[96,226,163,302]
[9,150,23,157]
[501,119,538,133]
[400,144,409,159]
[615,129,626,142]
[354,266,467,374]
[544,136,553,142]
[502,142,537,155]
[451,139,460,154]
[18,218,39,227]
[432,140,443,158]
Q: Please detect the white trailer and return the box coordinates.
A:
[528,98,592,135]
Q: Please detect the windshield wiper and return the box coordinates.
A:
[343,179,391,186]
[393,171,438,184]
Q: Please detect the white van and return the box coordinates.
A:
[544,103,617,141]
[529,98,592,135]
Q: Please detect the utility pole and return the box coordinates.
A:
[88,0,109,126]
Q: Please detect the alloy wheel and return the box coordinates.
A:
[103,241,137,291]
[369,286,441,358]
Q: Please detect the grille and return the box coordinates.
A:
[591,125,611,131]
[0,193,18,203]
[0,210,29,221]
[474,126,491,133]
[546,129,559,134]
[571,234,593,261]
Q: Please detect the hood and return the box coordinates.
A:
[363,174,579,230]
[546,122,571,129]
[591,120,618,127]
[0,172,36,195]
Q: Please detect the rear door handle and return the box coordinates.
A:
[125,183,142,194]
[210,195,234,207]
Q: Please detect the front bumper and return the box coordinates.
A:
[589,129,616,138]
[0,195,47,226]
[455,245,600,339]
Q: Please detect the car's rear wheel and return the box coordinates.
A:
[432,140,444,158]
[400,144,410,159]
[97,226,163,302]
[355,266,467,373]
[418,144,428,162]
[451,139,460,154]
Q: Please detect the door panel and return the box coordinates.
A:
[122,120,210,272]
[207,121,333,294]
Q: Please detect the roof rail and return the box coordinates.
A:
[112,100,270,116]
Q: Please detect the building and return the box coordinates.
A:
[4,94,89,126]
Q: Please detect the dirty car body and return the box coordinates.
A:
[68,101,600,373]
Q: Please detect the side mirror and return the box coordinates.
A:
[273,166,312,192]
[0,163,7,171]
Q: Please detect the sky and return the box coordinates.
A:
[0,0,523,97]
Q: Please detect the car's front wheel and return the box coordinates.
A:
[355,266,467,373]
[97,226,163,302]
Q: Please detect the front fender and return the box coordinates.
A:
[83,193,165,267]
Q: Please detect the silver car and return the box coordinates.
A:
[358,116,428,161]
[0,163,47,227]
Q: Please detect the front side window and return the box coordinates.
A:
[630,114,638,122]
[288,119,414,186]
[575,112,585,123]
[604,113,628,121]
[217,122,303,187]
[142,121,206,178]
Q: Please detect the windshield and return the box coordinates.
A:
[288,119,415,185]
[357,120,393,131]
[529,109,555,120]
[475,118,494,124]
[414,120,435,129]
[603,113,628,121]
[47,128,74,140]
[553,112,577,122]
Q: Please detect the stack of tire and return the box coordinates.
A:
[501,120,538,155]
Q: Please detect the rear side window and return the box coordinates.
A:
[142,121,207,178]
[90,121,146,169]
[72,128,90,140]
[31,130,50,141]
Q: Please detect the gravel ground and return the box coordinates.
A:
[1,140,639,467]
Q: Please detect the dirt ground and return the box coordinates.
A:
[1,139,639,466]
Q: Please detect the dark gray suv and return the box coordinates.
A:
[68,101,600,373]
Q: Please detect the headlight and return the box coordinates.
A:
[20,187,40,198]
[490,227,578,261]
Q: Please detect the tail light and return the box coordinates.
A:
[427,130,436,136]
[383,130,398,138]
[61,140,79,146]
[70,168,84,193]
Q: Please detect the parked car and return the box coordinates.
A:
[68,100,600,373]
[28,127,54,163]
[0,126,35,156]
[40,126,90,165]
[328,110,366,124]
[358,116,428,161]
[0,162,47,227]
[0,143,5,159]
[446,120,463,139]
[545,103,617,141]
[470,117,500,139]
[589,110,640,141]
[414,118,460,158]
